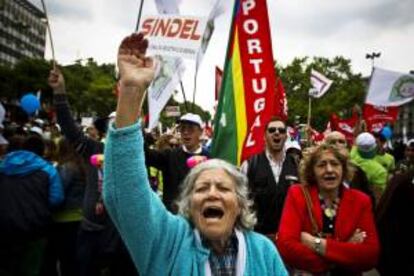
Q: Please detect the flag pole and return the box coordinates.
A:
[180,81,189,113]
[40,0,56,70]
[135,0,145,32]
[192,65,199,112]
[307,96,312,145]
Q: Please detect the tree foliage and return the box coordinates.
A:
[62,59,117,117]
[0,58,117,118]
[0,56,366,130]
[158,96,212,128]
[278,56,366,130]
[0,58,210,125]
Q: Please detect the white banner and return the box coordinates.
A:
[81,117,93,127]
[148,56,185,129]
[195,0,223,70]
[309,69,333,98]
[366,67,414,106]
[164,105,181,117]
[140,15,207,60]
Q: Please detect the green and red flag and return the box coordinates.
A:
[211,0,284,165]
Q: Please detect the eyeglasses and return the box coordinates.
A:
[267,127,286,134]
[327,139,347,145]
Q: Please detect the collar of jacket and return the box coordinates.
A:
[193,228,246,276]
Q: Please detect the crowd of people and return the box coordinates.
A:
[0,32,413,276]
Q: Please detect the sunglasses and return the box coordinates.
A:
[267,127,286,134]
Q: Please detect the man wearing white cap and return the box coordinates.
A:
[145,112,210,212]
[350,132,387,204]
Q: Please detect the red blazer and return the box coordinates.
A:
[276,184,379,274]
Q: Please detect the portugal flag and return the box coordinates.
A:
[211,0,283,165]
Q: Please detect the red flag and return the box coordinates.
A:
[211,0,281,165]
[310,128,325,143]
[204,121,213,138]
[363,103,399,132]
[330,112,358,145]
[215,66,223,101]
[274,76,288,121]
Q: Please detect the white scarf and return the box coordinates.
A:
[194,229,247,276]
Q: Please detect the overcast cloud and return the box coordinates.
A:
[30,0,413,113]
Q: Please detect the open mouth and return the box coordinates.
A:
[273,138,281,144]
[202,206,224,219]
[323,175,337,181]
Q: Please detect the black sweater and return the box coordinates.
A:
[145,145,210,212]
[246,152,299,235]
[54,94,107,231]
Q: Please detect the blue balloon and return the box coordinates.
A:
[381,125,392,140]
[20,94,40,115]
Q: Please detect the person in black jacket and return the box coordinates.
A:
[0,135,64,276]
[145,113,210,213]
[376,169,414,275]
[241,116,299,241]
[48,69,137,276]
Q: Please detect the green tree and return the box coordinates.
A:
[278,56,365,130]
[13,58,51,97]
[62,59,117,117]
[157,96,212,129]
[0,64,14,99]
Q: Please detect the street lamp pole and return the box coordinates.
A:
[366,52,381,70]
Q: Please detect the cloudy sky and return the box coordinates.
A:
[30,0,414,113]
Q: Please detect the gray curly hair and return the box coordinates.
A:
[175,159,257,230]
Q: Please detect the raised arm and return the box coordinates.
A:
[103,33,190,274]
[48,68,103,158]
[115,33,155,128]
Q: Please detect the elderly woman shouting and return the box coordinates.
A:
[103,33,287,275]
[276,143,379,275]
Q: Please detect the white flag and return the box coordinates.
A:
[148,56,185,129]
[196,0,224,70]
[146,0,184,129]
[154,0,181,14]
[365,67,414,106]
[309,69,333,98]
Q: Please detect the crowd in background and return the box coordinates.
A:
[0,59,413,275]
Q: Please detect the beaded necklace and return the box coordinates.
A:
[319,193,340,233]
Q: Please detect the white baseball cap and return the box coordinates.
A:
[29,126,43,137]
[178,113,203,128]
[356,132,376,153]
[108,111,116,119]
[285,140,301,151]
[34,118,45,126]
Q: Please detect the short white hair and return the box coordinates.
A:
[176,159,257,230]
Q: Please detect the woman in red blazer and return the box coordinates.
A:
[276,143,379,275]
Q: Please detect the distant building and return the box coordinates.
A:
[0,0,46,66]
[394,101,414,141]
